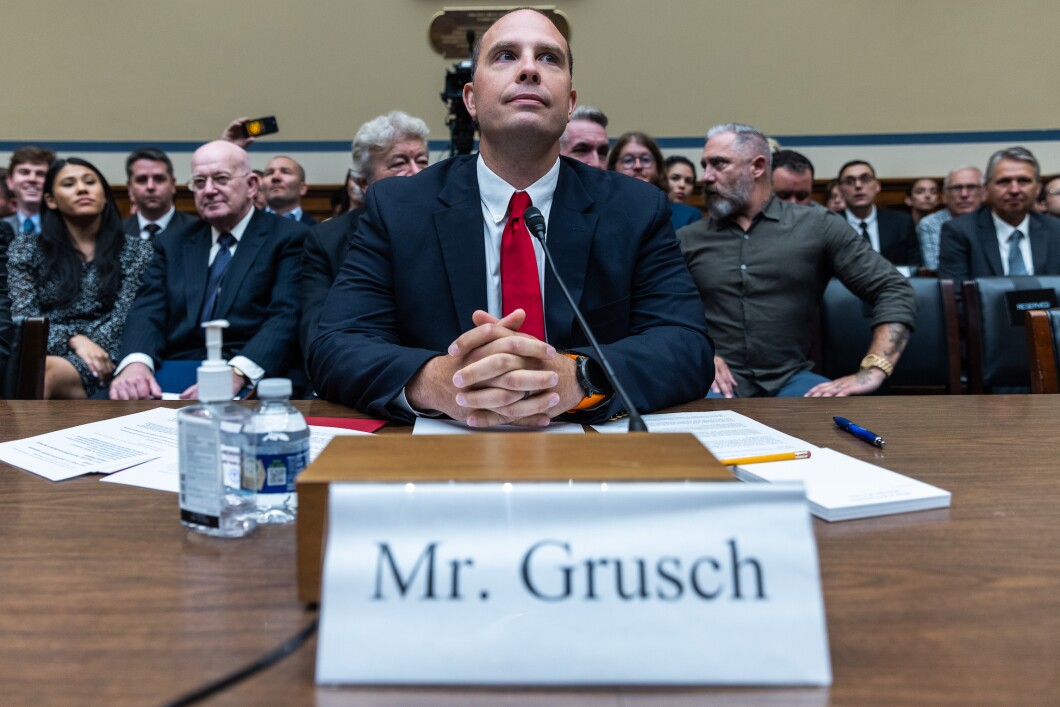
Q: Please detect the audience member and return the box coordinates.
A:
[825,179,846,213]
[251,169,267,209]
[108,141,306,400]
[558,105,610,169]
[329,169,365,217]
[308,8,713,426]
[608,131,701,230]
[915,165,983,270]
[678,124,915,398]
[904,177,940,225]
[939,147,1060,279]
[665,155,697,205]
[3,146,56,237]
[0,169,16,218]
[9,158,152,398]
[124,147,197,241]
[1037,175,1060,217]
[838,160,921,267]
[301,110,430,355]
[263,155,316,225]
[770,149,836,217]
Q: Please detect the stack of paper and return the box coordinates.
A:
[734,448,951,522]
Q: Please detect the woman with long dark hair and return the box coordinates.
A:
[8,158,152,398]
[608,131,702,230]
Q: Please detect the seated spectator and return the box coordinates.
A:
[108,141,307,400]
[330,169,365,218]
[3,146,56,237]
[302,110,430,356]
[838,160,921,267]
[251,169,267,209]
[263,155,316,225]
[607,131,701,230]
[916,165,983,270]
[559,105,610,169]
[770,149,839,217]
[1037,175,1060,217]
[825,179,846,213]
[905,177,940,226]
[678,124,916,399]
[8,158,152,399]
[124,147,197,240]
[664,155,697,205]
[939,146,1060,280]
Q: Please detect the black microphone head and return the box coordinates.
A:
[523,206,547,241]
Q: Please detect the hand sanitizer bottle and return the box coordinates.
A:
[178,320,256,537]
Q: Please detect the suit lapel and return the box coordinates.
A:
[434,158,488,332]
[212,209,266,319]
[182,222,212,324]
[978,208,1005,276]
[1029,213,1049,274]
[543,162,596,343]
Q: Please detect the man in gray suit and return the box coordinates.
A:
[123,147,196,240]
[2,146,55,237]
[939,147,1060,280]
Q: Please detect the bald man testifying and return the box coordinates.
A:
[109,140,306,399]
[309,9,713,426]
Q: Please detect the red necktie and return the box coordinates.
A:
[501,191,545,341]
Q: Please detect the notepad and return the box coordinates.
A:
[733,448,951,522]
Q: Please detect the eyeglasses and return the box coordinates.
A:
[187,172,247,192]
[840,174,875,187]
[619,154,655,169]
[946,184,982,193]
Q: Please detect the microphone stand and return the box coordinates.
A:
[523,207,648,432]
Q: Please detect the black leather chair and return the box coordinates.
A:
[962,277,1060,393]
[1024,308,1060,394]
[1,316,49,400]
[818,277,961,393]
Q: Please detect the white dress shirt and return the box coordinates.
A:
[992,211,1034,275]
[845,206,881,253]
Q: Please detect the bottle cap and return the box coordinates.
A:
[198,320,232,402]
[256,378,292,399]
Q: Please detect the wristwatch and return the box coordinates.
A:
[563,353,612,411]
[859,354,894,377]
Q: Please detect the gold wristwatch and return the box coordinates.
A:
[859,354,894,377]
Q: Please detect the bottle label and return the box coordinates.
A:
[179,415,221,527]
[246,447,309,494]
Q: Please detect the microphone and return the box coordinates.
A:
[523,206,648,432]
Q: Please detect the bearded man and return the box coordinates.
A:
[676,123,916,398]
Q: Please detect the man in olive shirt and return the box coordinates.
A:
[678,123,916,397]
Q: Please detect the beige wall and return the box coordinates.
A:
[5,1,1059,178]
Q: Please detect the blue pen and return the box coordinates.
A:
[833,416,886,448]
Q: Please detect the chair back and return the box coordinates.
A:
[1024,308,1060,394]
[1,316,49,400]
[963,276,1060,393]
[818,277,961,393]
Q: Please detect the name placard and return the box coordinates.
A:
[316,482,831,686]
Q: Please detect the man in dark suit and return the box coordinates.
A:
[300,110,430,355]
[2,146,55,237]
[123,147,197,241]
[263,156,316,225]
[838,160,922,268]
[109,140,306,400]
[308,8,713,427]
[939,147,1060,280]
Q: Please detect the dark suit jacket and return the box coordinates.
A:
[298,211,318,227]
[876,209,921,267]
[118,209,307,375]
[122,210,198,240]
[308,155,715,424]
[300,206,364,354]
[939,205,1060,280]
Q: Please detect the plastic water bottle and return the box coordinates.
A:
[244,378,309,524]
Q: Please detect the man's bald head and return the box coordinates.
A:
[190,140,259,231]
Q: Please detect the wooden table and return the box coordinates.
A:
[0,397,1057,705]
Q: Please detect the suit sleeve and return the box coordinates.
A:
[117,235,172,365]
[938,220,970,281]
[300,225,334,357]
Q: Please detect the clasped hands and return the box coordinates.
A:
[406,309,583,428]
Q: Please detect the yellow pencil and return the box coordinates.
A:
[719,450,812,466]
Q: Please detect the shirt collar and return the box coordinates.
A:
[210,206,254,244]
[845,206,877,228]
[137,206,176,232]
[476,156,561,225]
[991,210,1030,241]
[264,205,303,221]
[17,209,39,227]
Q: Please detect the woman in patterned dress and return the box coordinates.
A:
[8,158,152,398]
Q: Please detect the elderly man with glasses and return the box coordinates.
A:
[107,140,307,399]
[915,166,984,270]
